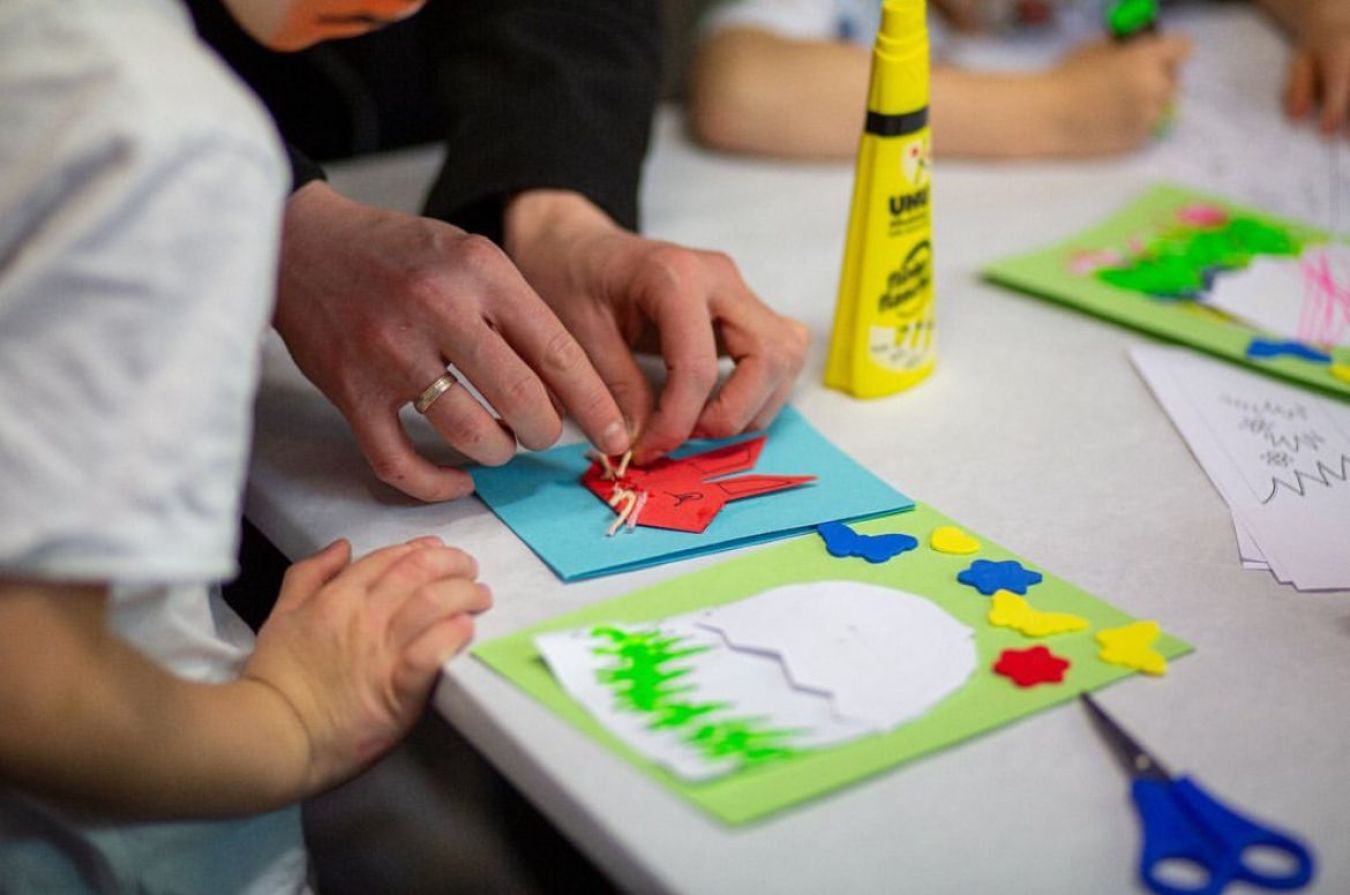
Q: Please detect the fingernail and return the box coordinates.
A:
[602,420,628,454]
[440,632,475,664]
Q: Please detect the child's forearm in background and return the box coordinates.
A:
[1253,0,1323,35]
[0,581,310,819]
[688,29,871,158]
[685,30,1048,160]
[930,67,1080,158]
[685,29,1158,161]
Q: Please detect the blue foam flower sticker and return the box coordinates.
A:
[957,559,1043,596]
[817,521,917,564]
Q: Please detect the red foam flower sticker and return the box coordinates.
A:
[993,645,1071,688]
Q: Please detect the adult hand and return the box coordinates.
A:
[1281,0,1350,135]
[244,536,490,794]
[274,182,630,502]
[503,190,809,464]
[1047,35,1191,156]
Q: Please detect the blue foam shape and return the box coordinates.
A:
[1245,339,1332,364]
[816,521,917,564]
[471,406,913,581]
[957,559,1043,596]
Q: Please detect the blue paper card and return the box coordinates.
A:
[471,406,913,581]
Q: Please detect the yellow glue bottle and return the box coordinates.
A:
[824,0,935,398]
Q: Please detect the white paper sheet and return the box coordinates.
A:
[1232,516,1270,570]
[1131,345,1350,591]
[534,582,976,781]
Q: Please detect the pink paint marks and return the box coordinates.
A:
[1068,248,1125,276]
[1296,246,1350,348]
[1176,203,1229,228]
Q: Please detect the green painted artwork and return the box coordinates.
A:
[589,625,797,767]
[983,183,1350,398]
[1098,214,1303,299]
[474,503,1192,825]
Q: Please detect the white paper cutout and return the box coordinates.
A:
[536,621,867,781]
[692,582,977,731]
[534,582,977,781]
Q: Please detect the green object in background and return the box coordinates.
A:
[474,503,1191,825]
[1098,214,1304,298]
[983,183,1350,399]
[1106,0,1159,40]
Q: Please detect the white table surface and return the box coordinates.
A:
[246,7,1350,893]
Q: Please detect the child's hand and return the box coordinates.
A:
[242,536,490,796]
[1282,1,1350,135]
[1048,35,1192,156]
[931,0,985,32]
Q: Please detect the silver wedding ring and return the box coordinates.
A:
[414,371,458,415]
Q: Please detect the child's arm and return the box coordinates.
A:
[995,35,1192,158]
[687,28,1189,160]
[0,537,488,818]
[688,28,873,159]
[1255,0,1350,134]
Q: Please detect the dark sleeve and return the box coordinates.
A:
[185,0,330,193]
[285,143,327,193]
[419,0,662,243]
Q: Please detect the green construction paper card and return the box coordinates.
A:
[474,503,1191,825]
[983,183,1350,398]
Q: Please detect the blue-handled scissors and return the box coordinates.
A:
[1081,695,1315,895]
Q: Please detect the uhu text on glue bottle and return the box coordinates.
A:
[824,0,935,398]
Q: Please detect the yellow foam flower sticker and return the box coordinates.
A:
[1096,620,1167,676]
[1331,362,1350,386]
[930,526,981,555]
[987,591,1089,638]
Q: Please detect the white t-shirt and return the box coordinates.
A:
[0,0,302,891]
[700,0,1105,62]
[702,0,925,48]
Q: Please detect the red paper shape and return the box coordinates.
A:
[582,436,816,534]
[992,645,1071,688]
